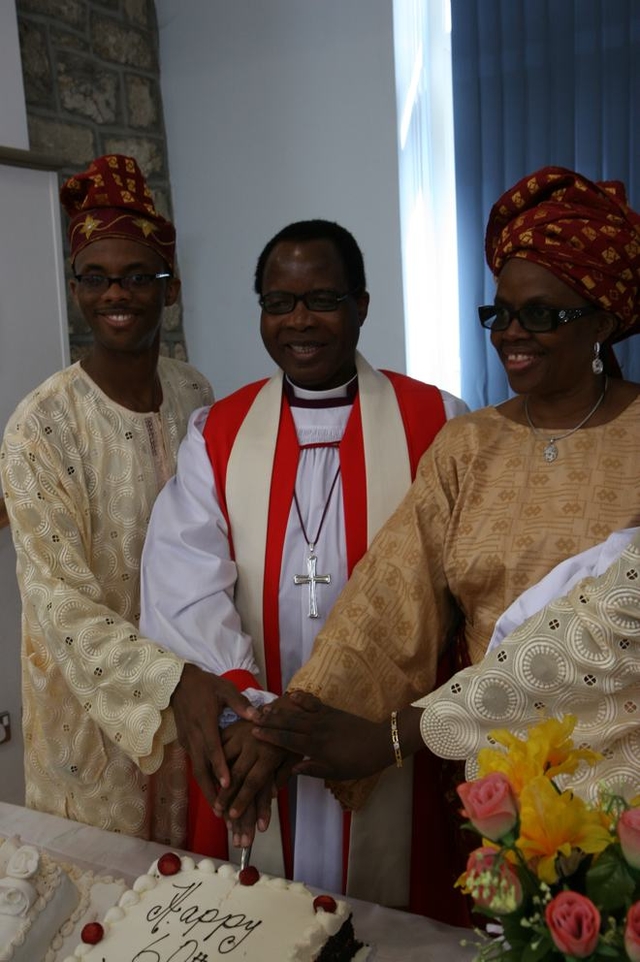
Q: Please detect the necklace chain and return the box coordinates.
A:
[524,378,608,463]
[292,463,341,619]
[292,464,341,549]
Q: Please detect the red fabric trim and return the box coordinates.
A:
[343,374,449,909]
[339,374,450,903]
[203,379,269,552]
[341,810,352,894]
[410,749,471,925]
[340,373,446,577]
[262,400,299,695]
[277,786,294,880]
[222,668,262,692]
[339,395,368,575]
[380,371,446,475]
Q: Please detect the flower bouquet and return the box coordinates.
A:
[456,715,640,961]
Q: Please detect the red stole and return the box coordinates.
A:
[189,371,448,907]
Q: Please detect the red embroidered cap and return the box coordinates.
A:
[60,154,176,271]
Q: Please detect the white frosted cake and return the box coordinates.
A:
[0,835,79,962]
[62,852,367,961]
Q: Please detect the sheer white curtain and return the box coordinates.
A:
[393,0,461,398]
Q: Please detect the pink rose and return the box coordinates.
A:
[545,891,601,959]
[625,903,640,962]
[618,808,640,870]
[457,772,518,841]
[463,846,523,915]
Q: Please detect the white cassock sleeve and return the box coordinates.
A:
[139,408,271,704]
[440,389,470,419]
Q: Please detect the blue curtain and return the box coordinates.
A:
[451,0,640,409]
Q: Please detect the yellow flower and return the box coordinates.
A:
[516,776,613,883]
[477,716,601,793]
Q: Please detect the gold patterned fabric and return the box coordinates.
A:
[290,399,640,809]
[417,532,640,803]
[0,358,213,844]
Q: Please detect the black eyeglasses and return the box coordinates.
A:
[74,272,172,293]
[259,289,354,315]
[478,303,599,333]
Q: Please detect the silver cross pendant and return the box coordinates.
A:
[293,548,331,619]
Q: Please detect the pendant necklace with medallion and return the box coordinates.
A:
[524,377,608,463]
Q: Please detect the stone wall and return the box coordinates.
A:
[16,0,187,360]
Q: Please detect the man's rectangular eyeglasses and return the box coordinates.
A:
[74,272,172,293]
[478,303,599,333]
[259,289,353,315]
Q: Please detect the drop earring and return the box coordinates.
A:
[592,342,604,375]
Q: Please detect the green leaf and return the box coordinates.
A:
[586,847,636,912]
[592,946,624,958]
[500,913,532,950]
[520,931,556,962]
[502,949,528,962]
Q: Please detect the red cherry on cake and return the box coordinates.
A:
[239,865,260,886]
[81,922,104,944]
[157,852,182,876]
[313,895,337,914]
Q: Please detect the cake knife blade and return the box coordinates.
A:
[240,844,252,871]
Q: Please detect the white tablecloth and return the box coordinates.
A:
[0,801,476,961]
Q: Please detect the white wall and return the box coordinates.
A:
[156,0,405,400]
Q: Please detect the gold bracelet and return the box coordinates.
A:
[390,710,403,768]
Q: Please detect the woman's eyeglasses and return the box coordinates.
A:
[478,303,599,333]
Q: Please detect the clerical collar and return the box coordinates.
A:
[284,374,358,408]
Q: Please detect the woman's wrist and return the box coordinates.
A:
[388,705,426,767]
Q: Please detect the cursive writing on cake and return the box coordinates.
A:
[143,880,262,955]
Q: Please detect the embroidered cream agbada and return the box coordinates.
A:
[0,358,212,845]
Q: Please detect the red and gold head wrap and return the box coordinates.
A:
[60,154,176,271]
[485,166,640,342]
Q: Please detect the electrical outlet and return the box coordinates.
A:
[0,712,10,745]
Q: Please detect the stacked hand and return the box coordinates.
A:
[221,692,400,843]
[217,720,297,846]
[171,668,300,847]
[252,690,392,780]
[170,664,258,806]
[173,674,417,849]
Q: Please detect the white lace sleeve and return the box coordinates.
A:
[416,533,640,802]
